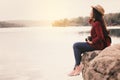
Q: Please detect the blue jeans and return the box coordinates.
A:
[73,42,95,67]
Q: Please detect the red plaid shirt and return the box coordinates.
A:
[89,21,111,50]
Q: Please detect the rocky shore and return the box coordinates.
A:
[82,44,120,80]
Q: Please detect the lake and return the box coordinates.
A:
[0,26,119,80]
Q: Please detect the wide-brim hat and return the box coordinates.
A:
[91,5,105,15]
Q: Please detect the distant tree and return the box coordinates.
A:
[52,12,120,27]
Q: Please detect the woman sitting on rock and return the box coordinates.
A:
[69,5,111,76]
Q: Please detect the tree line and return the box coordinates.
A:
[52,13,120,27]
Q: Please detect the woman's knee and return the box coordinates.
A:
[73,42,87,50]
[73,42,80,49]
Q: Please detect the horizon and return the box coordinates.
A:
[0,0,120,22]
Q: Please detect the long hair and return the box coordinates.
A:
[92,8,109,36]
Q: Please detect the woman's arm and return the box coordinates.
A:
[92,21,104,44]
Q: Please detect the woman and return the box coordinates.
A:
[69,5,111,76]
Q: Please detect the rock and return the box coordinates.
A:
[82,44,120,80]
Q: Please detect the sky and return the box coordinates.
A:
[0,0,120,21]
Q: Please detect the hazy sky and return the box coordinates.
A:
[0,0,120,21]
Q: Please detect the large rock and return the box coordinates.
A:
[82,44,120,80]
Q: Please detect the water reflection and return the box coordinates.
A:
[0,27,119,80]
[78,27,120,44]
[109,29,120,37]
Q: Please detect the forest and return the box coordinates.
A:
[52,13,120,27]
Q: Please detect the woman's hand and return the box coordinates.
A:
[87,40,93,44]
[89,18,94,24]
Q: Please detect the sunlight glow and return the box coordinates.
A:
[0,0,119,21]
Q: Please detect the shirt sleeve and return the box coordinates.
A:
[92,22,104,44]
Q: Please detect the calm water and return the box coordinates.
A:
[0,26,119,80]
